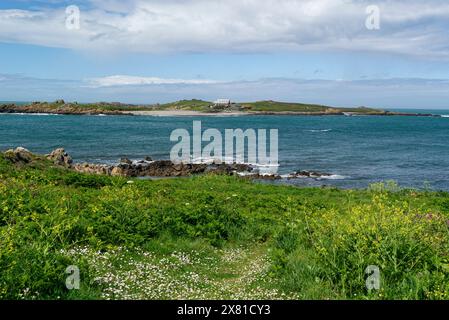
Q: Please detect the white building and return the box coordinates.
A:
[213,99,231,107]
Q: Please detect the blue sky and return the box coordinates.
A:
[1,0,449,108]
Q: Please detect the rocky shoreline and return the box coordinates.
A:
[0,101,442,117]
[0,102,133,116]
[73,159,254,177]
[3,147,336,181]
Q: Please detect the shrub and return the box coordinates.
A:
[299,192,449,298]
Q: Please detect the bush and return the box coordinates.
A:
[288,192,449,299]
[0,242,71,299]
[61,172,116,188]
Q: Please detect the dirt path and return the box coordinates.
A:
[65,244,295,299]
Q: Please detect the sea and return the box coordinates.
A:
[1,109,449,190]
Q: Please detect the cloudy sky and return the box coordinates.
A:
[1,0,449,108]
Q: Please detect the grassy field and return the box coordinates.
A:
[240,101,385,114]
[241,101,331,112]
[157,99,213,111]
[0,101,153,114]
[1,154,449,300]
[156,100,385,114]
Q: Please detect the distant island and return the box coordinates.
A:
[0,99,439,117]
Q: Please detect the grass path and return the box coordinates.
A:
[64,243,295,300]
[208,244,289,299]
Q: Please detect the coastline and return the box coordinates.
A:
[0,100,442,117]
[128,110,250,116]
[0,109,442,117]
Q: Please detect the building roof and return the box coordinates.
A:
[214,99,231,104]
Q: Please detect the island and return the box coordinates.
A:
[0,99,439,117]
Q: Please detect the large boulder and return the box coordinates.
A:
[120,157,132,165]
[73,163,113,175]
[46,148,73,166]
[111,166,126,176]
[4,147,34,163]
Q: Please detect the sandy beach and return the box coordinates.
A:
[127,110,250,116]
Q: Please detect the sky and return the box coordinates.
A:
[0,0,449,108]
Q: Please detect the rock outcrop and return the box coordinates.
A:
[2,147,336,181]
[73,160,253,177]
[239,170,334,180]
[287,170,333,179]
[46,148,73,166]
[73,163,112,175]
[240,173,282,180]
[4,147,34,164]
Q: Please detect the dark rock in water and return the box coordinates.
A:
[242,173,282,180]
[74,159,252,178]
[287,170,332,179]
[144,156,153,161]
[231,163,254,172]
[241,170,333,181]
[205,163,253,175]
[46,148,73,166]
[120,157,133,165]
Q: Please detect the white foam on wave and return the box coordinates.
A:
[440,115,449,118]
[0,112,59,116]
[280,173,348,180]
[236,172,255,177]
[306,129,332,133]
[317,174,347,180]
[191,156,279,167]
[191,156,224,164]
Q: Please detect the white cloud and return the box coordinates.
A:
[87,75,219,87]
[2,73,449,108]
[0,0,449,57]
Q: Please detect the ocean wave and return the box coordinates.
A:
[0,112,60,116]
[305,129,332,132]
[317,174,347,180]
[280,173,347,180]
[440,115,449,118]
[191,156,279,167]
[236,172,255,177]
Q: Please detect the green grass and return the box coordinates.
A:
[241,101,384,113]
[157,99,212,111]
[0,154,448,300]
[241,101,331,112]
[0,101,154,114]
[1,99,386,114]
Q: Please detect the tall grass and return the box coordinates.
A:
[1,154,449,299]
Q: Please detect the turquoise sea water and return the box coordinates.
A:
[1,112,449,190]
